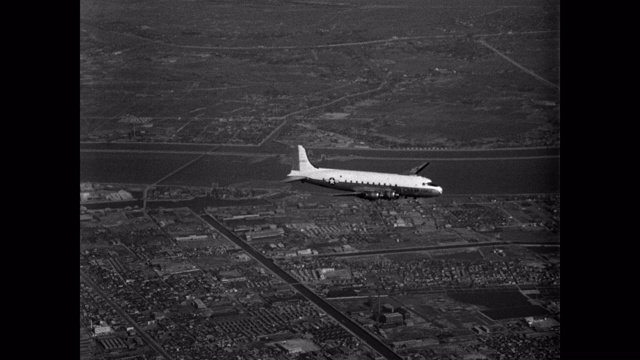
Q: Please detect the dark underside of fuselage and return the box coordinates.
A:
[303,178,439,199]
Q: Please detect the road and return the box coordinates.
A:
[200,212,404,360]
[80,140,559,155]
[83,21,557,52]
[477,38,559,89]
[313,241,559,258]
[79,149,558,163]
[80,141,559,159]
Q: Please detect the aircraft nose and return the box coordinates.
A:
[435,187,443,196]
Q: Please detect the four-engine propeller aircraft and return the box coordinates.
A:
[283,145,442,200]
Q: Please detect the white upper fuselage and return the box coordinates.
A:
[287,167,443,198]
[285,145,442,199]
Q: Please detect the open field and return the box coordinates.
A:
[81,0,559,149]
[447,288,550,320]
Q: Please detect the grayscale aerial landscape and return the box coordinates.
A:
[80,0,560,359]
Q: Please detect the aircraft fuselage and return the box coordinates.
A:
[301,169,441,198]
[285,146,443,200]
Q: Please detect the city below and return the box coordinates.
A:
[81,177,559,360]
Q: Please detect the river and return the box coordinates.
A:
[80,147,559,194]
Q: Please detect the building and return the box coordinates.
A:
[276,339,319,354]
[193,298,207,309]
[118,190,133,200]
[381,312,403,324]
[235,253,251,261]
[472,326,490,334]
[176,234,208,241]
[397,307,411,320]
[245,228,284,241]
[526,317,560,330]
[382,304,395,313]
[80,192,91,202]
[98,336,127,350]
[94,325,113,336]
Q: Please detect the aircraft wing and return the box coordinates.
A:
[405,161,430,175]
[332,186,395,198]
[331,192,366,197]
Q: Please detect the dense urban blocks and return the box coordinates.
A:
[81,184,558,359]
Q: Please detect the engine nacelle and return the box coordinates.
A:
[362,191,381,200]
[381,190,400,199]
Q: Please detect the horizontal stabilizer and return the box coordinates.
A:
[282,176,307,183]
[406,161,429,175]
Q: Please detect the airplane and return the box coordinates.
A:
[283,145,442,200]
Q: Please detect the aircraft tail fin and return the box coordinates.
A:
[292,145,317,172]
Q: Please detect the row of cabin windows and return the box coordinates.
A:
[341,179,431,193]
[334,178,432,192]
[331,179,398,187]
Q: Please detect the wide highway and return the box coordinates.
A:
[201,212,404,360]
[313,241,559,258]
